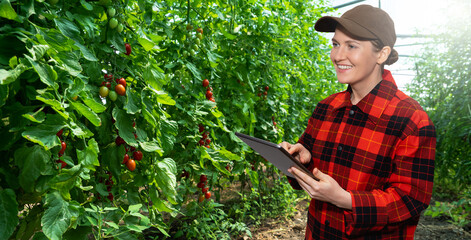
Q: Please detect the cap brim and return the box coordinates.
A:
[315,16,377,40]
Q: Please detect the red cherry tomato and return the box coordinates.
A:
[125,43,132,55]
[200,175,207,182]
[199,124,205,133]
[197,182,205,188]
[205,191,211,199]
[115,84,126,96]
[118,78,126,88]
[56,129,63,137]
[122,153,129,164]
[126,159,136,171]
[199,139,205,146]
[202,79,209,87]
[133,151,143,161]
[59,141,66,155]
[206,91,213,99]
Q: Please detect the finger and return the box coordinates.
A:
[312,168,326,181]
[279,142,291,151]
[290,167,318,189]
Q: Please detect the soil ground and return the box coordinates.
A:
[244,198,471,240]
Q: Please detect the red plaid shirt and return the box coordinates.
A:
[289,70,436,239]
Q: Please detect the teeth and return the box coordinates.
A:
[338,65,352,70]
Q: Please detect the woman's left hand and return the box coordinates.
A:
[288,167,352,210]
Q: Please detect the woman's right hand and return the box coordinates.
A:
[279,142,311,165]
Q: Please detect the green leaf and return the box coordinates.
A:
[0,189,18,240]
[22,110,46,123]
[36,95,63,111]
[27,44,49,60]
[76,138,100,170]
[14,145,54,192]
[41,192,80,240]
[137,29,155,51]
[125,90,140,114]
[54,18,82,42]
[113,108,138,147]
[79,0,93,10]
[139,140,163,155]
[82,98,106,113]
[184,61,201,80]
[55,51,82,76]
[0,63,27,85]
[22,123,63,150]
[70,101,101,127]
[25,56,57,88]
[149,89,175,105]
[0,0,20,21]
[109,30,125,53]
[206,51,221,68]
[49,165,81,200]
[144,63,166,91]
[154,158,177,204]
[75,42,98,61]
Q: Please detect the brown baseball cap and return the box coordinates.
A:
[315,4,396,48]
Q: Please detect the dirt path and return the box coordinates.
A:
[245,199,471,240]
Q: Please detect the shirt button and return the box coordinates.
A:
[325,220,330,226]
[337,145,343,151]
[349,109,355,116]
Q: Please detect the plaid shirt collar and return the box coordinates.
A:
[330,69,398,125]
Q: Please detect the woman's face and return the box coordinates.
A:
[330,27,382,87]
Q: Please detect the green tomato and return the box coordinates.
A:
[109,18,118,29]
[195,38,201,46]
[116,23,124,33]
[193,44,198,51]
[99,86,109,98]
[196,33,203,40]
[107,8,116,18]
[108,90,118,101]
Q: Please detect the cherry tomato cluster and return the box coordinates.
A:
[107,7,124,33]
[257,85,269,98]
[115,121,143,172]
[197,174,211,202]
[198,124,211,148]
[202,79,215,102]
[183,24,203,57]
[56,129,67,169]
[99,74,127,100]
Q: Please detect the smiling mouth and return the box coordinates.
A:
[337,65,352,70]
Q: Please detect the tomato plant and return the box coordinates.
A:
[0,0,339,239]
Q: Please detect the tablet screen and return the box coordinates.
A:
[235,132,318,181]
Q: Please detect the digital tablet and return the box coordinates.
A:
[235,132,318,181]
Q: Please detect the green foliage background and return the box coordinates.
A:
[0,0,341,239]
[408,0,471,227]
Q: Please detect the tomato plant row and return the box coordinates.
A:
[0,0,340,239]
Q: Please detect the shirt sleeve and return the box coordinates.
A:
[344,111,436,236]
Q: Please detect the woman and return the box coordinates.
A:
[280,5,436,239]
